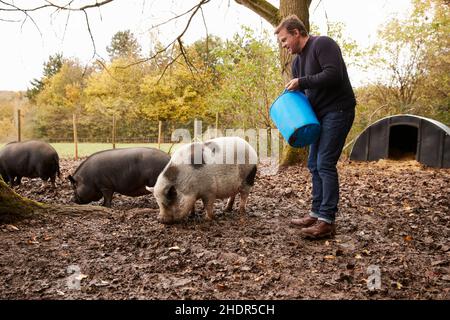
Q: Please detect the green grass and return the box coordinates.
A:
[0,142,180,159]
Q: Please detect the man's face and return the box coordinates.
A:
[277,28,301,54]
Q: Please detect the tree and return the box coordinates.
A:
[106,30,142,61]
[32,59,88,140]
[209,27,282,130]
[235,0,313,165]
[26,53,64,103]
[140,39,218,127]
[359,0,449,124]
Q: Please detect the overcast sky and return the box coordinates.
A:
[0,0,411,91]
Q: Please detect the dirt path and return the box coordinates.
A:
[1,159,449,299]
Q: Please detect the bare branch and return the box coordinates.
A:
[1,0,212,83]
[0,17,19,22]
[117,0,210,74]
[200,5,209,58]
[0,0,113,58]
[1,0,43,36]
[157,52,183,84]
[83,9,97,58]
[312,0,322,14]
[148,1,205,31]
[0,0,114,12]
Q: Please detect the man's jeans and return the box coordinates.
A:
[307,109,355,224]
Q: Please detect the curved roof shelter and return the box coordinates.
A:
[350,114,450,168]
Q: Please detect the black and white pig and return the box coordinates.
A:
[0,140,60,187]
[149,136,258,224]
[68,147,170,207]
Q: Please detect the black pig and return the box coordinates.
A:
[0,140,60,187]
[68,147,170,207]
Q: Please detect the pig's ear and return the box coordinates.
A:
[166,185,177,201]
[145,186,154,193]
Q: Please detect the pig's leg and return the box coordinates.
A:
[202,197,216,220]
[190,200,196,216]
[239,191,249,214]
[224,196,235,212]
[50,175,57,189]
[12,176,22,186]
[101,189,114,207]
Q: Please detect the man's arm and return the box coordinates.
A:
[298,36,344,89]
[286,56,302,91]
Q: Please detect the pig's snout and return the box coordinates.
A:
[71,196,80,204]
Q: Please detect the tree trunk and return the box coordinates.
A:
[0,178,43,223]
[0,178,109,224]
[278,0,311,166]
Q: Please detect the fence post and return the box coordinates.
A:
[158,120,162,150]
[215,112,219,138]
[112,114,116,149]
[73,113,78,160]
[194,118,202,142]
[17,109,21,142]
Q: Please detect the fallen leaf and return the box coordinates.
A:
[95,280,110,287]
[168,246,180,251]
[355,254,362,259]
[76,274,88,281]
[6,224,19,231]
[396,282,403,290]
[27,236,39,245]
[56,290,65,296]
[431,260,447,266]
[216,283,228,291]
[324,255,336,260]
[403,205,412,212]
[442,275,450,282]
[404,235,413,242]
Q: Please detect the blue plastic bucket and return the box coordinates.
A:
[270,90,320,148]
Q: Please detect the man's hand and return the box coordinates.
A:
[285,78,299,91]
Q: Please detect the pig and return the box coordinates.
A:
[0,140,60,187]
[150,136,258,224]
[67,147,170,207]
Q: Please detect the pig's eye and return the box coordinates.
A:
[166,185,177,201]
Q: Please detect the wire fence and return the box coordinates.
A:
[2,111,284,160]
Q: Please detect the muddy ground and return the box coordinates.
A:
[0,158,449,299]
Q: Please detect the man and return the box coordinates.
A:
[275,15,356,239]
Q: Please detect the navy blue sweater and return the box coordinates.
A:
[292,35,356,119]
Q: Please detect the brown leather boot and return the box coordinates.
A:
[300,221,336,239]
[290,214,317,228]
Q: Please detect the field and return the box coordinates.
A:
[0,158,449,299]
[0,142,177,158]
